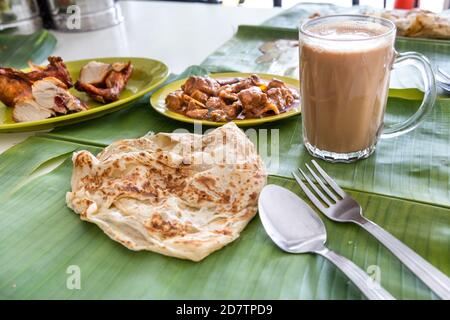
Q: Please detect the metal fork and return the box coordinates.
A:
[436,67,450,92]
[292,160,450,300]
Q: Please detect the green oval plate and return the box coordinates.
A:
[150,72,301,127]
[0,57,169,132]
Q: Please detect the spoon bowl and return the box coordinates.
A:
[259,184,326,253]
[258,184,395,300]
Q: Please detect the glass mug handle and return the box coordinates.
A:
[381,52,437,139]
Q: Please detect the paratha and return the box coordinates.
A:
[66,123,267,261]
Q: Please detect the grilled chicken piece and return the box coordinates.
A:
[33,77,87,113]
[78,61,112,85]
[12,77,87,123]
[0,55,73,106]
[0,57,86,123]
[0,68,33,107]
[27,56,73,88]
[75,61,133,103]
[13,99,55,122]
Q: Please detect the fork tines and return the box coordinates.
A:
[292,160,345,210]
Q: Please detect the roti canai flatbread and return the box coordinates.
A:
[66,123,267,261]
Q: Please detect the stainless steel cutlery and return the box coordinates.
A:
[258,185,395,300]
[436,67,450,92]
[292,160,450,300]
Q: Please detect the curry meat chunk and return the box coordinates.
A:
[165,74,299,121]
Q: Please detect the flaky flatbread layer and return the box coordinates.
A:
[66,123,267,261]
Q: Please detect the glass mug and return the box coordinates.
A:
[298,15,436,162]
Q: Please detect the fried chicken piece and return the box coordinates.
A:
[0,68,33,107]
[77,61,112,85]
[75,61,133,103]
[0,57,87,123]
[0,56,74,106]
[12,77,87,123]
[181,76,220,96]
[33,77,86,113]
[13,99,55,122]
[27,56,73,88]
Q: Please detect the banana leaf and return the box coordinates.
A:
[261,3,450,72]
[0,30,57,68]
[1,5,449,300]
[40,63,450,207]
[262,2,367,28]
[202,24,450,95]
[0,137,448,299]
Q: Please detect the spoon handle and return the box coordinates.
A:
[316,247,395,300]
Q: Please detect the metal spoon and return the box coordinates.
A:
[258,185,395,300]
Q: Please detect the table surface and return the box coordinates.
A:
[0,1,279,154]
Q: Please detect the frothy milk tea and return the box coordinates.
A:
[300,20,395,154]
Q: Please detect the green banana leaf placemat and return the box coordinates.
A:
[41,66,450,208]
[0,137,447,299]
[262,2,365,28]
[0,30,57,68]
[202,24,450,91]
[261,3,450,72]
[1,6,450,300]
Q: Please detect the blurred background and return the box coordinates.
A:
[209,0,447,12]
[0,0,448,34]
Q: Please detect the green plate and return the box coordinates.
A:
[150,72,301,127]
[0,57,169,133]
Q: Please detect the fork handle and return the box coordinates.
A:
[316,247,395,300]
[357,218,450,300]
